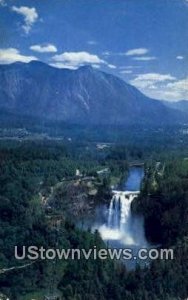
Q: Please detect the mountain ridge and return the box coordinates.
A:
[0,61,187,126]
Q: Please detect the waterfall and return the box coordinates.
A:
[86,167,148,252]
[108,195,120,229]
[79,167,146,251]
[120,195,130,230]
[107,195,114,226]
[107,193,136,232]
[99,191,139,244]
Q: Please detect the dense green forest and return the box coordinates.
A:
[134,160,188,246]
[0,140,188,299]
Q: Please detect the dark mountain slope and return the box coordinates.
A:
[0,61,186,125]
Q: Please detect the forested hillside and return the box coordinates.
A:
[0,141,187,299]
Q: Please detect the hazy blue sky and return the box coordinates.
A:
[0,0,188,101]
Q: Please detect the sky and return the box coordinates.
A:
[0,0,188,101]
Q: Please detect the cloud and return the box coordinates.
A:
[12,6,38,34]
[125,48,149,56]
[103,49,148,57]
[132,56,156,61]
[0,0,7,7]
[123,48,156,61]
[102,49,154,61]
[50,62,77,70]
[51,51,114,69]
[30,44,57,53]
[119,65,141,70]
[52,51,104,65]
[165,78,188,100]
[108,64,116,69]
[102,51,111,56]
[0,48,38,64]
[176,55,184,60]
[142,78,188,101]
[130,73,176,89]
[129,72,188,101]
[120,70,133,74]
[91,64,101,69]
[87,40,97,45]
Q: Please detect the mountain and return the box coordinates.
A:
[0,61,187,126]
[163,100,188,113]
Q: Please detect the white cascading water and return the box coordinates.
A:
[108,195,120,229]
[120,195,132,230]
[108,193,136,230]
[99,192,138,244]
[107,195,115,227]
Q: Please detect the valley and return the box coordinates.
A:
[0,138,188,299]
